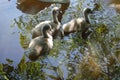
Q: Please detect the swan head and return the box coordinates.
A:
[42,24,52,31]
[52,7,60,15]
[41,24,53,37]
[83,8,93,15]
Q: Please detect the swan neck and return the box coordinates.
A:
[43,30,48,38]
[84,13,90,24]
[43,31,52,39]
[53,12,59,24]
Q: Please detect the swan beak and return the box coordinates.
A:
[60,27,64,37]
[59,10,63,13]
[51,29,54,33]
[49,29,54,35]
[90,10,93,14]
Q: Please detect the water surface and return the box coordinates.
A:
[0,0,120,79]
[0,0,24,64]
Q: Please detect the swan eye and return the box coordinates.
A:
[89,10,93,13]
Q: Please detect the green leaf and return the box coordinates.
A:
[0,64,3,72]
[57,66,63,79]
[20,33,29,49]
[17,55,27,74]
[6,58,13,64]
[96,24,108,35]
[3,75,9,80]
[46,73,57,79]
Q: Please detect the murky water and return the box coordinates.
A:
[0,0,120,79]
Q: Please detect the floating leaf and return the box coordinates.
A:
[6,58,13,64]
[0,64,6,75]
[46,74,57,79]
[20,33,30,49]
[14,18,22,30]
[115,25,120,38]
[56,66,63,79]
[3,76,9,80]
[0,64,3,72]
[3,64,14,73]
[96,24,108,35]
[17,55,27,74]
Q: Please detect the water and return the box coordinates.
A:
[0,0,24,64]
[0,0,70,65]
[0,0,120,79]
[0,0,71,79]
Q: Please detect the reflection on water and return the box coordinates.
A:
[17,0,70,22]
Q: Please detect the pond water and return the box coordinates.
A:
[0,0,120,79]
[0,0,70,65]
[0,0,24,64]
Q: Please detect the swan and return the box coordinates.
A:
[32,7,62,39]
[62,8,93,39]
[26,24,53,61]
